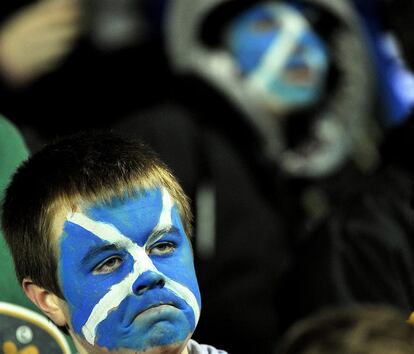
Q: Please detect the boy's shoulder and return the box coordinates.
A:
[187,339,228,354]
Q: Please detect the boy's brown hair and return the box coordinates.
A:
[1,132,193,299]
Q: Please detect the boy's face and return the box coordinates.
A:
[56,187,201,353]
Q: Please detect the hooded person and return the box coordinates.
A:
[115,0,383,352]
[162,0,414,334]
[165,0,380,180]
[279,0,414,330]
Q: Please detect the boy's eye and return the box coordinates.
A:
[93,256,123,275]
[149,242,176,256]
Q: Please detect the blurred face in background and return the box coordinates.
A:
[225,1,329,115]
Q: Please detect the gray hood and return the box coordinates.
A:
[165,0,380,177]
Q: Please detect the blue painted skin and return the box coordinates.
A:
[59,188,201,352]
[226,3,329,108]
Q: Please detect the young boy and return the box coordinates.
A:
[1,132,227,354]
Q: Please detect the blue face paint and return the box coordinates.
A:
[227,7,278,74]
[59,187,201,352]
[226,2,329,112]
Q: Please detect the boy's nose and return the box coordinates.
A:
[132,270,166,295]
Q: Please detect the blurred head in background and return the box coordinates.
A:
[166,0,380,178]
[84,0,167,51]
[379,0,414,71]
[350,0,414,126]
[275,306,414,354]
[224,2,329,116]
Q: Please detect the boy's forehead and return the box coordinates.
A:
[83,189,165,237]
[53,187,168,245]
[85,188,163,214]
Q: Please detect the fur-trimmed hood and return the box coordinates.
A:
[164,0,380,177]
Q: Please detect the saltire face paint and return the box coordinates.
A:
[58,187,201,352]
[225,1,329,114]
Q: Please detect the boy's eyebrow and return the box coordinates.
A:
[146,225,179,245]
[81,242,125,266]
[80,226,180,265]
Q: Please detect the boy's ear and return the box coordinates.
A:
[22,278,67,327]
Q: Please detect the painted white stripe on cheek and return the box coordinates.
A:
[159,189,200,324]
[81,248,151,343]
[164,278,200,325]
[67,214,156,344]
[82,245,156,344]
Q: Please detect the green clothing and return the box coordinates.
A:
[0,117,77,353]
[0,117,28,195]
[0,116,36,311]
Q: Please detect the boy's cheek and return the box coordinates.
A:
[59,266,115,336]
[153,254,201,303]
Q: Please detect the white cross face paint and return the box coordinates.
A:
[226,2,329,114]
[58,187,201,353]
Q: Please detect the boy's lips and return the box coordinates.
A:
[129,303,181,325]
[121,291,191,326]
[142,302,177,313]
[137,304,178,317]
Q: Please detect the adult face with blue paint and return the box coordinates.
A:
[53,187,201,354]
[225,1,329,116]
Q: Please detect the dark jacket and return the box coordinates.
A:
[278,163,414,331]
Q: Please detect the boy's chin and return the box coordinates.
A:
[79,341,190,354]
[72,308,193,354]
[74,335,191,354]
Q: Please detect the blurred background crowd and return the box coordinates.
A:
[2,0,414,353]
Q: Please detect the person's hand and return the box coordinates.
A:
[0,0,82,88]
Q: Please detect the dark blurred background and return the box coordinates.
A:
[2,0,414,353]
